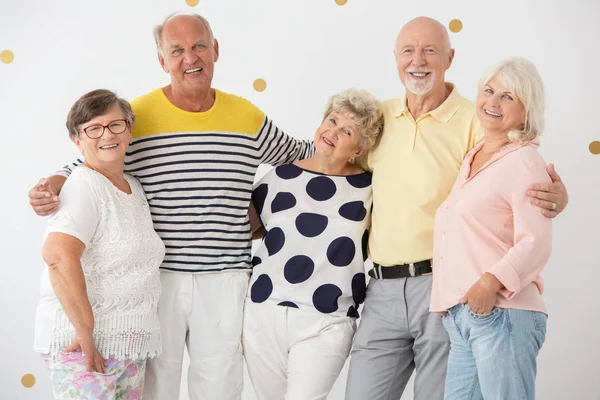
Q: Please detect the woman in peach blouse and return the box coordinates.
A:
[430,58,552,400]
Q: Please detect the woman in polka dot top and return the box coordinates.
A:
[243,88,384,400]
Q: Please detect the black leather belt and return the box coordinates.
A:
[368,260,432,279]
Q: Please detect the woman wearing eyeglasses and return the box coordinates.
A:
[33,89,165,399]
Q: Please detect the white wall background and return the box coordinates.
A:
[1,0,599,398]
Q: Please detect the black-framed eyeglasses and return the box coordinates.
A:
[79,119,129,139]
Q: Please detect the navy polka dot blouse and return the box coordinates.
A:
[248,164,372,318]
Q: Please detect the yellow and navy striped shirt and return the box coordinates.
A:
[61,88,313,273]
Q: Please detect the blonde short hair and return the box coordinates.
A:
[479,57,545,142]
[323,88,384,151]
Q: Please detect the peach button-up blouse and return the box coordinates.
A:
[429,140,552,314]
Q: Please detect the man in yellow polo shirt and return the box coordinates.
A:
[345,17,568,400]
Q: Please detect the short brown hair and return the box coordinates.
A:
[66,89,135,139]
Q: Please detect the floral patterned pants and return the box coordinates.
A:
[42,351,146,400]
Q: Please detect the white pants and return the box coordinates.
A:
[243,300,356,400]
[145,270,249,400]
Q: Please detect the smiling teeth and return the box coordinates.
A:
[411,72,428,77]
[485,109,502,117]
[185,68,202,74]
[100,144,118,149]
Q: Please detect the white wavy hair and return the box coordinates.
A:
[479,57,546,142]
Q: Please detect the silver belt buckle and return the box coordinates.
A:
[408,263,416,277]
[377,265,383,279]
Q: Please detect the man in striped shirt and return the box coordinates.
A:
[28,13,312,400]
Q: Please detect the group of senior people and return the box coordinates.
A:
[29,11,567,400]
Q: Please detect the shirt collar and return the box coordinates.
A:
[461,139,541,182]
[391,83,463,122]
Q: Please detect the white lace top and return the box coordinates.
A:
[34,166,165,360]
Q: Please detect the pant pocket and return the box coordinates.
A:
[465,303,502,321]
[532,311,547,347]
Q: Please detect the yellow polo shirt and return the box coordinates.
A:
[367,83,483,265]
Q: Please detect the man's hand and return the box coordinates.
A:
[527,163,568,218]
[459,273,503,315]
[62,332,106,373]
[28,178,60,216]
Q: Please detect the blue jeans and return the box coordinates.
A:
[442,304,547,400]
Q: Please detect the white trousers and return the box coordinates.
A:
[144,270,249,400]
[243,300,356,400]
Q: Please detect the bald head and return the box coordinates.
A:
[393,16,455,98]
[395,17,451,54]
[154,13,214,55]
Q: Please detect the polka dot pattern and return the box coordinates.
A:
[278,301,299,308]
[251,274,273,303]
[351,272,366,304]
[253,78,267,92]
[347,305,358,318]
[276,164,303,180]
[186,0,199,6]
[339,201,367,222]
[335,0,348,5]
[449,19,463,33]
[327,236,356,266]
[264,227,285,256]
[313,284,343,313]
[361,229,369,261]
[295,213,328,237]
[346,172,372,188]
[306,176,337,201]
[252,183,268,216]
[590,141,600,155]
[248,166,373,317]
[0,50,14,64]
[284,255,315,284]
[271,192,297,213]
[21,374,36,388]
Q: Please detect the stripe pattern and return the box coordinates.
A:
[62,116,312,273]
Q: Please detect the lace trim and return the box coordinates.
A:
[49,309,161,360]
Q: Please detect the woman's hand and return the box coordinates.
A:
[459,273,504,315]
[63,332,106,373]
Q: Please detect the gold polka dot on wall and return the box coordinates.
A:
[335,0,348,5]
[449,19,463,33]
[253,78,267,92]
[21,374,36,388]
[589,141,600,155]
[0,50,14,64]
[186,0,199,7]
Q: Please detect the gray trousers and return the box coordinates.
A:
[345,275,450,400]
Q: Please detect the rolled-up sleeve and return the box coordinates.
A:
[488,163,552,299]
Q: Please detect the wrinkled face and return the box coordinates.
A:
[313,111,365,163]
[394,22,453,95]
[158,16,219,94]
[476,77,526,135]
[73,104,132,166]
